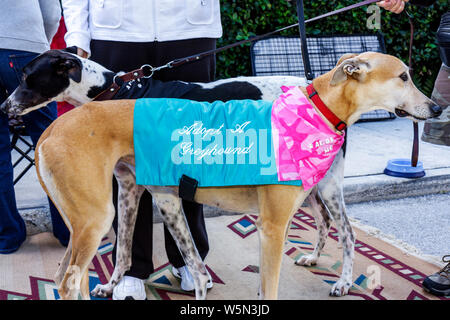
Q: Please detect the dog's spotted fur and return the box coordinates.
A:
[151,190,209,299]
[91,161,144,297]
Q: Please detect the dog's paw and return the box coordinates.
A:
[91,284,113,298]
[329,279,352,297]
[295,254,318,266]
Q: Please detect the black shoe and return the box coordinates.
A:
[422,255,450,297]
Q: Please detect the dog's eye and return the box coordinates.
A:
[399,72,408,82]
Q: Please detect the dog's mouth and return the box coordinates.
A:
[394,108,427,121]
[4,105,21,117]
[5,105,28,118]
[0,98,24,117]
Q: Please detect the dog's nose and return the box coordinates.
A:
[429,104,443,117]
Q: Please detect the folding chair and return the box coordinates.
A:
[250,33,396,121]
[9,121,35,185]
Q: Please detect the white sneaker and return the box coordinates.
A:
[172,266,213,292]
[112,276,147,300]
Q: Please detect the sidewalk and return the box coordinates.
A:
[11,116,450,231]
[343,117,450,203]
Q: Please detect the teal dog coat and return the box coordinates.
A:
[133,98,302,187]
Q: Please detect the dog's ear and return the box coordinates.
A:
[330,55,369,86]
[54,56,82,83]
[336,53,358,66]
[22,54,43,76]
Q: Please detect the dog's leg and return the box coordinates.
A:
[59,206,114,300]
[325,197,355,297]
[80,269,90,299]
[256,185,311,300]
[91,163,144,298]
[295,187,331,266]
[316,151,355,296]
[54,238,72,287]
[151,190,209,300]
[37,145,116,300]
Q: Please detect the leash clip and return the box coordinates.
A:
[140,64,155,78]
[141,61,174,79]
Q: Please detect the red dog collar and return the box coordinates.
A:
[306,84,347,131]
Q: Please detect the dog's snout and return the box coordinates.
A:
[429,104,443,118]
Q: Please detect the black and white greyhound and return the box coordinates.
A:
[1,47,356,296]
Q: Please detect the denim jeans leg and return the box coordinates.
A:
[0,49,69,248]
[0,99,26,253]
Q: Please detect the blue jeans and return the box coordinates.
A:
[0,49,69,253]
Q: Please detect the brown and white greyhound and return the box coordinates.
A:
[6,52,443,299]
[0,47,355,297]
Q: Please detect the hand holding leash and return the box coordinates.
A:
[76,47,89,58]
[377,0,409,14]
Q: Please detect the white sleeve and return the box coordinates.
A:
[61,0,91,55]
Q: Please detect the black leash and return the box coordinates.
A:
[162,0,379,72]
[405,9,419,168]
[94,0,379,101]
[296,0,313,80]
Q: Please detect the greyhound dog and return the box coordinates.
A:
[1,51,441,299]
[2,47,360,297]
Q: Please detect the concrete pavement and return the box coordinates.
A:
[343,117,450,203]
[347,193,450,258]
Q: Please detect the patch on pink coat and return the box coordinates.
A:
[271,86,345,190]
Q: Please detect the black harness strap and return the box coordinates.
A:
[179,175,199,202]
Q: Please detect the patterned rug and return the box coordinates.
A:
[0,208,447,300]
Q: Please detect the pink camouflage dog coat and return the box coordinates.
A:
[271,86,345,190]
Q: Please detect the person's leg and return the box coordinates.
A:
[422,254,450,297]
[0,49,40,253]
[151,38,216,286]
[421,63,450,146]
[0,77,26,253]
[422,14,450,146]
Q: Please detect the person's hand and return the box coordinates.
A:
[377,0,409,14]
[76,47,89,58]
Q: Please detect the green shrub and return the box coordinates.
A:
[216,0,448,96]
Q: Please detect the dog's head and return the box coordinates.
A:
[328,52,442,124]
[0,47,113,116]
